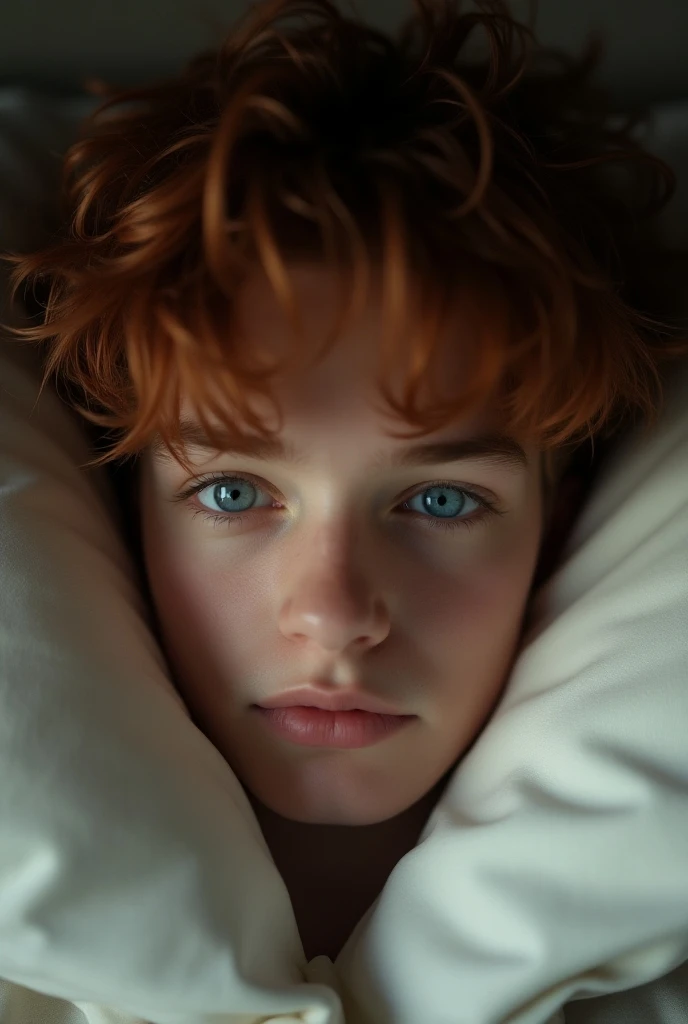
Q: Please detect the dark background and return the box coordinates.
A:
[1,0,687,107]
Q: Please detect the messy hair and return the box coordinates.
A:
[2,0,687,489]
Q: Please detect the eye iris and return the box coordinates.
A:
[422,486,465,518]
[214,480,255,513]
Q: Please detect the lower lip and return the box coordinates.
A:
[253,706,415,748]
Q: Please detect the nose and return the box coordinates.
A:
[277,549,391,655]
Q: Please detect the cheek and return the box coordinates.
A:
[401,510,543,716]
[137,475,270,704]
[405,505,542,631]
[142,529,268,679]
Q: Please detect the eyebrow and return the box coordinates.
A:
[151,420,529,472]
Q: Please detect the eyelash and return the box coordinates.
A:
[171,471,506,534]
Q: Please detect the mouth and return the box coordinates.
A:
[255,685,408,716]
[252,705,416,749]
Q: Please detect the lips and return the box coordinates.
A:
[255,684,408,716]
[254,705,415,749]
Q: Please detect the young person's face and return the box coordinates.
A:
[138,265,546,826]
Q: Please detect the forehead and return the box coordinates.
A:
[167,263,537,466]
[225,262,492,427]
[147,267,545,484]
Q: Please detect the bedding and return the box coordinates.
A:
[1,87,688,1024]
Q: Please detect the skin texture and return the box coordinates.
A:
[136,264,552,958]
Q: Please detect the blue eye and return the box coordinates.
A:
[404,484,480,520]
[197,477,273,515]
[172,473,505,533]
[399,480,503,533]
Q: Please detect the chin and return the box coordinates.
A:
[246,781,422,827]
[280,804,402,827]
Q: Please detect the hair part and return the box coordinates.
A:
[2,0,687,494]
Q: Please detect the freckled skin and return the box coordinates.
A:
[136,264,553,959]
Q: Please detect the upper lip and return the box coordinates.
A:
[255,686,410,715]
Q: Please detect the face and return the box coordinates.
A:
[137,265,546,826]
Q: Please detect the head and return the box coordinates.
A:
[136,260,548,826]
[4,0,687,826]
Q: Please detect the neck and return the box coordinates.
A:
[248,771,452,886]
[244,772,453,961]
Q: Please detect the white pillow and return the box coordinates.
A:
[1,88,688,1024]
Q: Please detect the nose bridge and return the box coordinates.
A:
[277,517,391,655]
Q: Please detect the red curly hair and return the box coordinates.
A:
[2,0,687,489]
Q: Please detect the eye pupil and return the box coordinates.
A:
[213,480,256,512]
[220,486,242,502]
[420,485,465,518]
